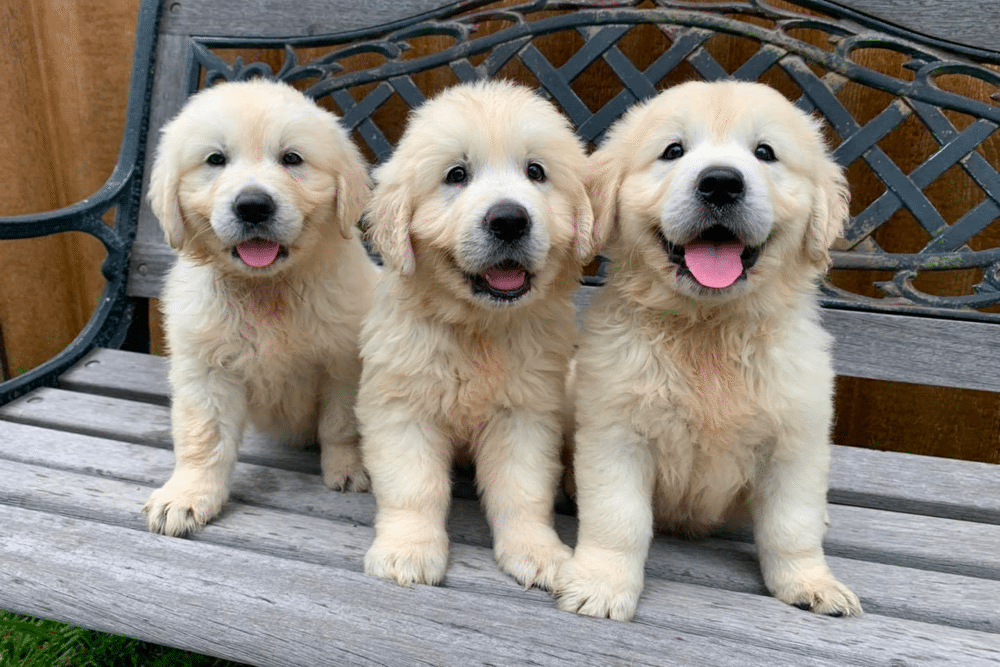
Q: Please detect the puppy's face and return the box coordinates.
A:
[369,81,597,310]
[149,80,369,276]
[593,81,848,304]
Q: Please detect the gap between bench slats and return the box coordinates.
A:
[9,368,1000,525]
[0,420,997,634]
[1,468,998,664]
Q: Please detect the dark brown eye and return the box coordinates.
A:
[660,143,684,160]
[754,143,777,162]
[206,152,226,166]
[526,162,546,182]
[445,165,468,185]
[281,151,303,166]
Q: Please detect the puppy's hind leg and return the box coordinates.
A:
[752,431,862,617]
[475,409,571,591]
[318,372,368,492]
[144,365,247,537]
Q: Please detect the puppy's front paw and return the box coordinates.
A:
[321,443,370,492]
[772,573,862,617]
[143,483,224,537]
[495,534,571,591]
[554,550,644,621]
[364,534,449,586]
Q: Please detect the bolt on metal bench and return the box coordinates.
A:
[1,0,999,664]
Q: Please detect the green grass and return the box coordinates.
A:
[0,611,248,667]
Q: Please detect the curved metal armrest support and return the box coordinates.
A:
[0,0,162,405]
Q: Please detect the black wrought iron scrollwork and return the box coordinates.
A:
[185,0,998,319]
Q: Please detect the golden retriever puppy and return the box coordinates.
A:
[358,80,599,589]
[555,81,862,620]
[142,79,377,536]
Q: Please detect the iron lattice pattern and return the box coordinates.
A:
[187,0,1000,319]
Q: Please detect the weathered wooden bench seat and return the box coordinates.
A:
[2,0,999,664]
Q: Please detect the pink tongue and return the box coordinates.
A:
[483,265,527,292]
[683,242,745,288]
[236,239,281,268]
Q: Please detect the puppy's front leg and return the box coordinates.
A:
[475,409,570,591]
[144,364,247,537]
[752,431,862,616]
[318,371,368,492]
[555,421,654,621]
[362,411,452,586]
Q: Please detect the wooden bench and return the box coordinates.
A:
[2,0,999,664]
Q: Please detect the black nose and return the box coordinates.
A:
[696,167,744,207]
[233,189,276,225]
[484,202,531,243]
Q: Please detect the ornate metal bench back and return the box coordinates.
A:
[192,0,1000,320]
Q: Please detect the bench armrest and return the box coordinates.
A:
[0,0,162,405]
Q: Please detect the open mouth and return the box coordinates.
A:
[231,238,289,269]
[469,260,532,301]
[658,225,762,290]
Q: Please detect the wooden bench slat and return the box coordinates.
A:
[822,309,1000,393]
[0,387,321,475]
[160,0,448,38]
[828,444,1000,525]
[6,505,839,667]
[574,288,1000,392]
[12,361,1000,525]
[59,348,169,405]
[2,420,999,633]
[3,473,999,665]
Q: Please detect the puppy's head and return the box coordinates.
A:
[148,79,370,276]
[592,81,848,306]
[367,80,595,310]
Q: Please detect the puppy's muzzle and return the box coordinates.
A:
[229,188,288,269]
[696,167,744,208]
[484,202,531,243]
[233,189,276,227]
[466,202,534,303]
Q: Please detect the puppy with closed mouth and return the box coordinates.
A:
[358,80,600,589]
[143,79,377,537]
[555,81,862,620]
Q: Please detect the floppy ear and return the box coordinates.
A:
[806,157,850,267]
[367,173,415,276]
[333,149,372,240]
[583,142,624,259]
[147,136,186,249]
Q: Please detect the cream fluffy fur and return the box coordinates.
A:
[555,81,862,620]
[143,80,377,536]
[357,80,599,589]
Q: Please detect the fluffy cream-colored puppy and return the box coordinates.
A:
[143,79,377,537]
[555,81,862,620]
[358,80,599,589]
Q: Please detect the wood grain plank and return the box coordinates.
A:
[59,348,170,404]
[0,387,321,474]
[129,31,186,300]
[3,470,999,663]
[575,286,1000,391]
[1,420,998,632]
[27,355,1000,525]
[829,443,1000,524]
[1,504,856,667]
[835,0,1000,53]
[823,309,1000,392]
[160,0,451,37]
